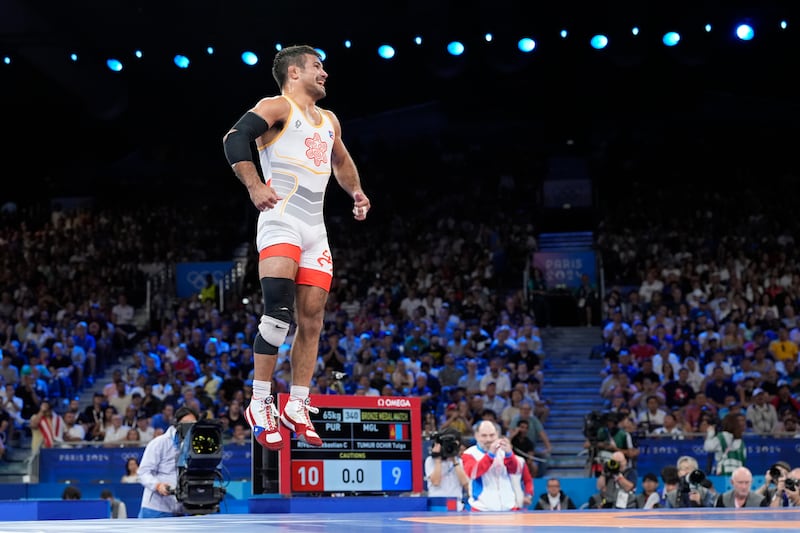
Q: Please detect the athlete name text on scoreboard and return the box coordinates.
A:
[290,406,414,492]
[292,407,412,457]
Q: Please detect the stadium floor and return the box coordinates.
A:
[1,507,798,533]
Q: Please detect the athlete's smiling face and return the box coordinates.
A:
[299,54,327,100]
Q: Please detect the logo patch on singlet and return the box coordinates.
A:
[295,120,302,129]
[304,132,329,167]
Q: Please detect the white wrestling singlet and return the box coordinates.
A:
[255,96,336,290]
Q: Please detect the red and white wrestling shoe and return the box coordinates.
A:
[245,395,284,450]
[280,397,322,446]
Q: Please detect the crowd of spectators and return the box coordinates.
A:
[581,173,800,505]
[591,176,800,439]
[2,133,800,496]
[0,177,550,462]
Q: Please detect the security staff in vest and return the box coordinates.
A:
[138,405,199,518]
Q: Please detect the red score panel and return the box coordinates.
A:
[291,460,325,491]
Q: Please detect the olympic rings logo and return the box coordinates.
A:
[185,270,227,291]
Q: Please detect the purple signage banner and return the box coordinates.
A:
[533,250,596,290]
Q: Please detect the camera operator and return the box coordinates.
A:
[756,462,795,507]
[138,405,199,518]
[589,451,638,509]
[665,455,717,508]
[594,411,638,466]
[425,428,468,510]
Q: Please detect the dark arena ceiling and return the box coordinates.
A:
[1,1,799,192]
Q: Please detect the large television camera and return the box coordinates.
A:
[431,428,462,459]
[583,410,615,443]
[174,418,227,515]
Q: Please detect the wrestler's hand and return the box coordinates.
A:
[249,181,282,211]
[352,191,370,220]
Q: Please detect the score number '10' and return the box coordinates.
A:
[291,460,411,492]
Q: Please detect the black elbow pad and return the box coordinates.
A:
[223,111,269,165]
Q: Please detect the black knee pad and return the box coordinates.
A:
[256,277,295,352]
[261,277,295,323]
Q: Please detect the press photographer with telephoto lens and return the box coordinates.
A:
[424,428,468,509]
[665,455,718,508]
[589,450,638,509]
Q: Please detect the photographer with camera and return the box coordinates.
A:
[138,405,199,518]
[785,468,800,507]
[665,455,718,508]
[425,428,468,510]
[589,450,638,509]
[756,461,795,507]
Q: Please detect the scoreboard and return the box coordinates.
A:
[277,394,423,495]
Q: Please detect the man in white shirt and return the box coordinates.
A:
[650,413,685,439]
[0,383,24,430]
[111,294,137,350]
[112,294,135,326]
[135,416,156,444]
[638,270,664,304]
[103,414,131,445]
[636,395,668,433]
[61,410,87,445]
[479,357,512,399]
[746,388,778,434]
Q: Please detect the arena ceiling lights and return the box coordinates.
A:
[0,17,790,73]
